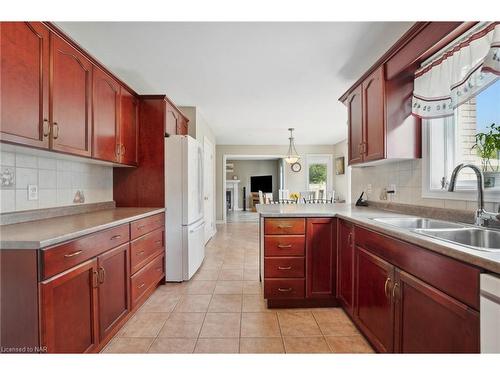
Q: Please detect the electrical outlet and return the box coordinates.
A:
[27,184,38,201]
[367,184,372,194]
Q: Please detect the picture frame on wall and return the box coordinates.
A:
[335,156,345,175]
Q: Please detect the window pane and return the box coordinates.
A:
[308,163,327,193]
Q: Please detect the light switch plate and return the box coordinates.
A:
[28,184,38,200]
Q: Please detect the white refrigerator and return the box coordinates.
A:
[165,135,205,281]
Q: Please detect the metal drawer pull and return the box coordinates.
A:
[64,250,83,258]
[278,266,292,270]
[138,250,145,255]
[277,224,292,229]
[93,270,99,288]
[156,267,162,272]
[384,277,391,298]
[155,240,162,245]
[137,225,146,230]
[53,122,59,139]
[43,119,50,137]
[277,244,292,248]
[138,282,146,289]
[278,287,293,292]
[110,234,122,240]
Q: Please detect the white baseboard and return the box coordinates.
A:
[216,220,226,225]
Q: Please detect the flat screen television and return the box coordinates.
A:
[251,175,272,193]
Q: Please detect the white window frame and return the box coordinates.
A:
[422,118,500,201]
[305,154,333,192]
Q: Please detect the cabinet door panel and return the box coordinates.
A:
[362,66,385,161]
[93,67,120,162]
[40,259,98,353]
[165,103,178,136]
[337,220,354,314]
[0,22,50,148]
[394,270,479,353]
[306,218,336,299]
[119,87,138,165]
[355,246,394,353]
[97,244,130,341]
[51,33,92,156]
[347,85,363,165]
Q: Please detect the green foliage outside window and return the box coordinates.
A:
[309,163,327,184]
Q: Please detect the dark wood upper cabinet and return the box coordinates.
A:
[394,270,479,353]
[347,85,363,165]
[362,67,385,162]
[306,218,337,299]
[92,66,120,162]
[337,220,354,315]
[50,33,92,157]
[97,244,130,341]
[0,22,50,149]
[119,87,138,165]
[355,246,395,353]
[39,259,99,353]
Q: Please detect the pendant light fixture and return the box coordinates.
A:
[284,128,300,164]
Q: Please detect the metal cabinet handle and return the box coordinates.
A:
[137,225,146,230]
[277,224,292,229]
[155,240,162,245]
[115,144,121,156]
[384,277,392,299]
[278,266,292,270]
[121,144,126,156]
[110,234,121,240]
[277,244,292,248]
[138,282,146,289]
[53,122,59,139]
[42,119,50,137]
[98,266,106,284]
[93,270,99,288]
[347,232,353,247]
[392,282,399,300]
[64,250,83,258]
[138,250,145,256]
[278,287,293,292]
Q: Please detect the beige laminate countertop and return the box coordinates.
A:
[0,207,165,250]
[257,203,500,275]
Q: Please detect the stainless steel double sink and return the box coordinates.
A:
[371,217,500,252]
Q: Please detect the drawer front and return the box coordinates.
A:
[264,257,305,278]
[131,213,165,240]
[264,235,305,256]
[130,253,164,307]
[264,278,305,299]
[264,218,305,235]
[42,224,129,279]
[130,228,165,275]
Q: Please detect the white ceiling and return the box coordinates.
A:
[57,22,412,145]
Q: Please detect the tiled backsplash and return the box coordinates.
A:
[351,159,499,212]
[0,147,113,213]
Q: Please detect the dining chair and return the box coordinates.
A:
[279,189,290,201]
[258,190,264,204]
[300,191,316,202]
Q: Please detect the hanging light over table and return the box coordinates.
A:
[284,128,300,164]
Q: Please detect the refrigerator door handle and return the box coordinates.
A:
[189,221,205,233]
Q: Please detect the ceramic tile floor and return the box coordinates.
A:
[103,222,374,354]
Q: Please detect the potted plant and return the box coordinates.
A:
[472,123,500,187]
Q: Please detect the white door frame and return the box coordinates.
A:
[203,137,216,242]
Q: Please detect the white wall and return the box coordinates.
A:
[216,144,336,221]
[0,145,113,213]
[227,159,280,209]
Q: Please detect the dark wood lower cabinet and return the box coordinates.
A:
[40,259,99,353]
[355,246,395,353]
[97,244,130,341]
[394,270,480,353]
[337,220,354,314]
[306,218,337,299]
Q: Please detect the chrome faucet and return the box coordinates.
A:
[448,163,500,227]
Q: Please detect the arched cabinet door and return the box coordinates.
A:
[50,33,92,157]
[93,67,120,162]
[0,22,50,148]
